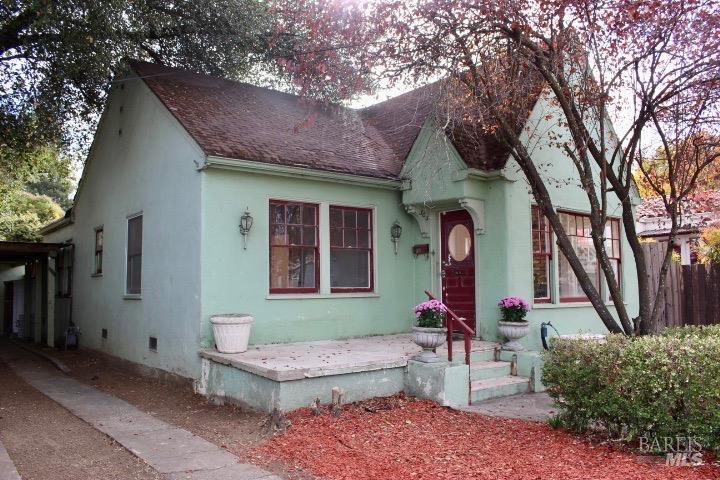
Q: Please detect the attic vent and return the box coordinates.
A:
[101,328,108,339]
[148,336,158,352]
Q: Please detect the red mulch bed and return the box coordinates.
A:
[253,395,720,480]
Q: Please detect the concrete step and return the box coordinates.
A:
[469,361,511,381]
[439,349,497,364]
[471,375,530,403]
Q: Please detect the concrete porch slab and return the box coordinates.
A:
[199,334,497,381]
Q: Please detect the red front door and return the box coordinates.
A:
[441,209,476,332]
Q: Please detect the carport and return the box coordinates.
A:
[0,241,67,346]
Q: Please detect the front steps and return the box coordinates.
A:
[438,342,533,404]
[471,375,530,402]
[465,349,530,404]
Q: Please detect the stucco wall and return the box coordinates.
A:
[46,78,204,378]
[200,169,428,346]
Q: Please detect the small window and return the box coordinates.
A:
[126,214,143,295]
[94,227,104,274]
[56,244,73,297]
[148,336,158,351]
[269,201,319,293]
[531,206,552,303]
[330,206,373,292]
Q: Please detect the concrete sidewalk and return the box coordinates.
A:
[0,438,21,480]
[458,392,557,422]
[0,346,281,480]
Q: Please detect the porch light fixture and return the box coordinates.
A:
[391,221,402,254]
[239,207,253,250]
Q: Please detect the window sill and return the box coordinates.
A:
[91,273,103,278]
[123,294,142,300]
[533,301,627,309]
[267,292,380,300]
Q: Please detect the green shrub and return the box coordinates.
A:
[542,327,720,451]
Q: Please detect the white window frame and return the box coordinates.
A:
[92,225,104,276]
[124,212,143,298]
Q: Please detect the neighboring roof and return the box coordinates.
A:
[636,190,720,219]
[129,62,525,179]
[637,226,701,238]
[39,207,73,236]
[0,241,65,262]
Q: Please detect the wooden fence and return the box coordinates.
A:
[643,242,720,331]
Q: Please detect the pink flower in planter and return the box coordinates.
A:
[413,300,447,328]
[413,299,447,317]
[497,296,530,322]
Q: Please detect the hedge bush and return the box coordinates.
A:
[542,325,720,451]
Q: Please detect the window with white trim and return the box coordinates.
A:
[126,214,142,295]
[94,227,103,275]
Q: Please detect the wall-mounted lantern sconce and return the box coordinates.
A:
[239,207,253,250]
[391,221,402,255]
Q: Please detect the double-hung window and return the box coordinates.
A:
[126,214,143,295]
[330,206,373,292]
[269,200,319,293]
[268,200,375,295]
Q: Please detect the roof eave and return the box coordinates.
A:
[39,216,73,236]
[202,155,402,190]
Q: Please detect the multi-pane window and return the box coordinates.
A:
[558,212,599,301]
[531,206,552,302]
[532,208,622,303]
[126,214,143,295]
[56,244,73,296]
[94,227,104,275]
[269,201,319,293]
[330,206,373,292]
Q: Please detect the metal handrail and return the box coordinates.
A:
[424,290,475,366]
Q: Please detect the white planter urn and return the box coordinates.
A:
[210,314,254,354]
[411,326,448,363]
[498,320,530,351]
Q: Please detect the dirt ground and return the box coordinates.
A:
[0,358,161,480]
[254,394,720,480]
[50,347,300,475]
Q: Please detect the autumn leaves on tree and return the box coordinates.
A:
[273,0,720,335]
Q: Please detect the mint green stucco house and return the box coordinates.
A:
[40,62,640,411]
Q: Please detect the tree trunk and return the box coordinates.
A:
[496,123,626,334]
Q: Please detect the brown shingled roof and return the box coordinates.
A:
[129,61,518,179]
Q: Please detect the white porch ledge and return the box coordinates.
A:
[199,334,497,382]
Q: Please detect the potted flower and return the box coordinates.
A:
[497,296,531,351]
[411,300,448,363]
